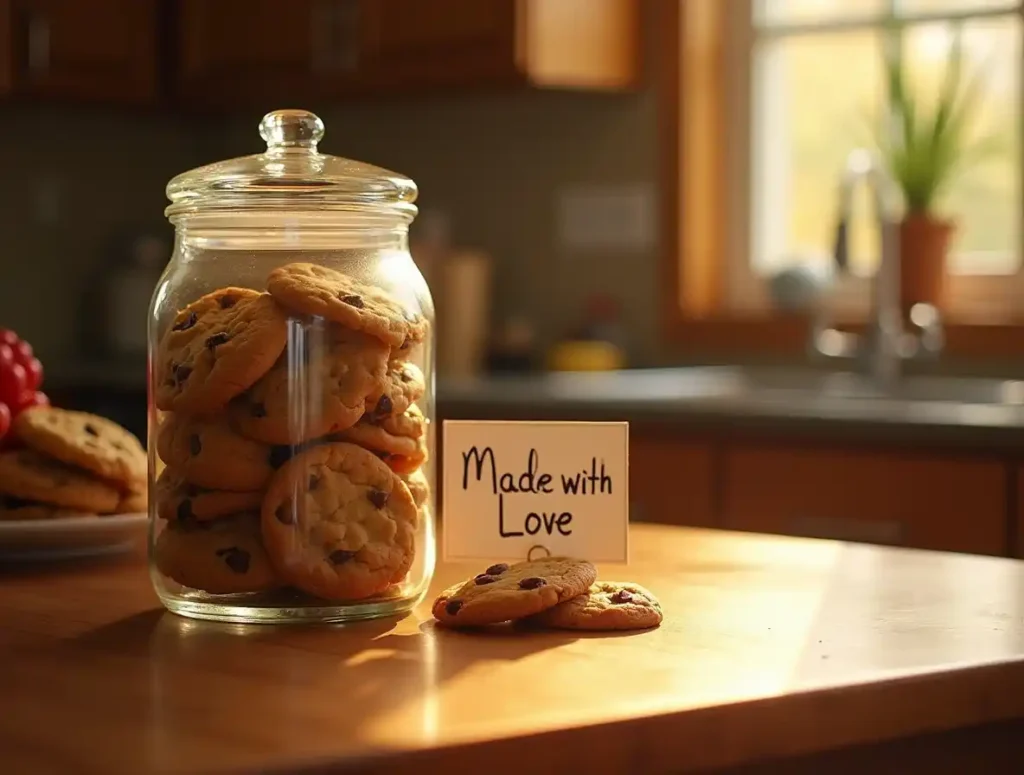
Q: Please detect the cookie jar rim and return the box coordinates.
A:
[164,108,418,223]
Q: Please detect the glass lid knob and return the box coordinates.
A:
[259,109,325,151]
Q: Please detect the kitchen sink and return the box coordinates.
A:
[440,366,1024,412]
[712,367,1024,406]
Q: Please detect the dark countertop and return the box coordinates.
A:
[44,360,1024,453]
[439,368,1024,453]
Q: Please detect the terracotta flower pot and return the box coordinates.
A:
[898,212,954,315]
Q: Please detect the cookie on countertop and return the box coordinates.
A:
[431,556,597,627]
[155,469,262,523]
[154,288,289,414]
[261,442,418,601]
[266,262,427,349]
[367,360,425,421]
[0,496,92,521]
[0,449,121,514]
[341,404,427,475]
[157,413,278,491]
[154,512,278,594]
[527,582,662,631]
[13,407,146,488]
[230,323,389,445]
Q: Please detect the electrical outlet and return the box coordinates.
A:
[556,183,655,253]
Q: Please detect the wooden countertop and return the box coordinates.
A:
[3,523,1024,774]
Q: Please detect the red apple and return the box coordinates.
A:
[23,357,43,391]
[0,362,26,407]
[17,391,48,413]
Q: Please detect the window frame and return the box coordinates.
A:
[660,0,1024,357]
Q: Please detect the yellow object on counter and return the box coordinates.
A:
[546,340,626,372]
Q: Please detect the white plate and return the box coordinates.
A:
[0,512,147,562]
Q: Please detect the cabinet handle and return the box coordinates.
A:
[310,0,361,74]
[789,515,904,546]
[26,12,50,76]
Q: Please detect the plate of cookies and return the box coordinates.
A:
[0,406,148,561]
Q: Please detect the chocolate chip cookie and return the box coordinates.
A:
[431,557,597,627]
[367,361,425,421]
[341,404,427,475]
[13,407,146,488]
[0,496,91,521]
[261,442,418,601]
[155,469,262,523]
[116,482,148,514]
[0,449,122,513]
[155,288,289,414]
[230,323,389,445]
[401,469,429,507]
[154,513,278,594]
[157,413,277,491]
[266,262,427,348]
[527,582,662,631]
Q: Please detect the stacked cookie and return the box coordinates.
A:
[433,557,662,631]
[152,262,431,601]
[0,407,147,519]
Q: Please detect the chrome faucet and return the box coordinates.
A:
[809,149,944,386]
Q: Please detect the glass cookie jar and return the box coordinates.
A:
[148,109,435,624]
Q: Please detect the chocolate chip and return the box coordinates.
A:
[250,402,267,418]
[215,546,250,574]
[205,332,230,350]
[268,445,292,468]
[399,368,412,383]
[367,489,388,508]
[218,294,238,309]
[399,338,411,350]
[474,574,498,585]
[610,589,634,605]
[188,434,202,456]
[485,563,509,576]
[374,394,393,418]
[518,577,546,590]
[275,502,294,525]
[84,424,99,437]
[176,499,194,521]
[339,293,365,308]
[174,364,193,384]
[329,549,356,564]
[445,599,464,616]
[308,473,321,491]
[172,311,198,331]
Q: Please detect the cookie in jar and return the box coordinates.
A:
[148,109,435,624]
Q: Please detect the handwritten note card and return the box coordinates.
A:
[442,421,629,563]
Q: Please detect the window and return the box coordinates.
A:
[669,0,1024,330]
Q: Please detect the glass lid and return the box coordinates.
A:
[165,109,418,219]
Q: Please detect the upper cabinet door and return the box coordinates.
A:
[176,0,368,106]
[360,0,519,88]
[4,0,160,103]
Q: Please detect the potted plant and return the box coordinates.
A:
[875,23,999,314]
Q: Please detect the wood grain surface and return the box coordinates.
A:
[3,523,1024,774]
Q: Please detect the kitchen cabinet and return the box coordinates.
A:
[1015,465,1024,559]
[629,434,715,529]
[722,445,1007,556]
[175,0,639,106]
[0,0,161,103]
